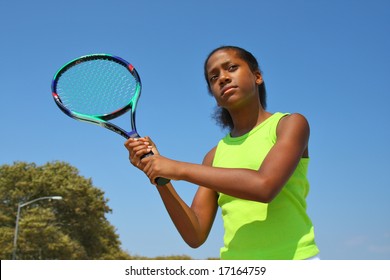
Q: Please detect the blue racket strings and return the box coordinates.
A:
[56,59,138,117]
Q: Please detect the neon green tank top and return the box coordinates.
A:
[213,112,319,260]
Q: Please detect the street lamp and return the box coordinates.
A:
[12,196,63,260]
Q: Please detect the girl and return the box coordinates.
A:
[124,46,320,260]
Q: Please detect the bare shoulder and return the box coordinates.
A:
[202,146,217,166]
[276,113,310,157]
[277,113,310,136]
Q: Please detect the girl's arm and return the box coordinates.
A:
[137,113,309,203]
[125,139,219,248]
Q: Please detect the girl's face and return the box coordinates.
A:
[205,49,263,110]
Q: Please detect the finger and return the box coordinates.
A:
[130,145,147,164]
[135,146,152,158]
[126,138,145,147]
[125,137,140,145]
[125,139,140,152]
[143,158,160,186]
[143,160,154,182]
[128,141,149,155]
[146,169,158,186]
[142,137,160,155]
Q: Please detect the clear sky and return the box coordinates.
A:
[1,0,389,260]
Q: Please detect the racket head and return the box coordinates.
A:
[51,54,142,138]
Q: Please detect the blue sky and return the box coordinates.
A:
[1,0,389,260]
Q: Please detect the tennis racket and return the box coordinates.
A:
[51,54,170,186]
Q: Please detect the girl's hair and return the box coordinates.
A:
[203,46,267,130]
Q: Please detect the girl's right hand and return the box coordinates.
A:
[124,137,155,171]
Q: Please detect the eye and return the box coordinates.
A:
[228,64,238,72]
[209,74,218,82]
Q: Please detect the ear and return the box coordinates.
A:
[254,71,263,85]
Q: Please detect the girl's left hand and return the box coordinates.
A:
[141,154,180,186]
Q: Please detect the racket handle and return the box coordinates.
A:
[141,152,171,186]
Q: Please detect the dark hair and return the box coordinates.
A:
[203,46,267,130]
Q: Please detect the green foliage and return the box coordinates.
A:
[0,161,213,260]
[0,161,131,260]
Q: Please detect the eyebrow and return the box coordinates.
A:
[207,60,234,76]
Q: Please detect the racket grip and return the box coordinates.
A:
[141,152,171,186]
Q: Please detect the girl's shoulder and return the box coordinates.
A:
[276,113,310,150]
[277,113,309,132]
[202,145,218,166]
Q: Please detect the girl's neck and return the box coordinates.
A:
[230,108,271,137]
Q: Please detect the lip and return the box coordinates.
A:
[220,85,237,96]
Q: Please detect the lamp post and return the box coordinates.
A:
[12,196,63,260]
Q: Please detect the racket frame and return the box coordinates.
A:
[51,54,141,139]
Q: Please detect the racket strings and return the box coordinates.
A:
[56,59,138,116]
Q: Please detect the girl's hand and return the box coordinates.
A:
[141,155,181,185]
[124,136,157,171]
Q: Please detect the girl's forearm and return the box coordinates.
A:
[176,162,276,203]
[155,183,205,248]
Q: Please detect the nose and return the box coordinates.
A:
[218,71,231,86]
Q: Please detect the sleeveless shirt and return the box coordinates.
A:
[213,112,319,259]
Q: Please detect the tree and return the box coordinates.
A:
[0,161,131,260]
